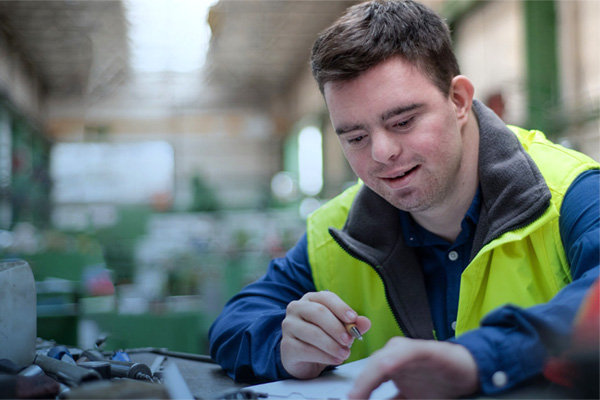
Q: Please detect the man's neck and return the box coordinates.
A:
[411,186,478,242]
[411,110,480,243]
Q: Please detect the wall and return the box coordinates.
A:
[453,0,527,126]
[454,0,599,161]
[557,0,600,161]
[47,73,281,211]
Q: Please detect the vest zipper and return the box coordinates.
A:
[369,264,411,338]
[330,236,410,338]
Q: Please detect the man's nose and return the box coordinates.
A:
[371,130,401,163]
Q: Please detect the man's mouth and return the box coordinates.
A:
[385,165,419,181]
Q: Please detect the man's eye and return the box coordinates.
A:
[393,117,414,130]
[348,135,365,144]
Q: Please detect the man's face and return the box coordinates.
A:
[324,57,467,215]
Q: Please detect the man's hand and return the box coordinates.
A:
[348,337,479,399]
[280,291,371,379]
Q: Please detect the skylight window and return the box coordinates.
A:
[126,0,217,73]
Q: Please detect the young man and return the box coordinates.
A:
[209,1,599,398]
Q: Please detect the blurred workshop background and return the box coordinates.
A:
[0,0,598,355]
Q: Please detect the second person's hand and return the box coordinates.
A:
[280,290,371,379]
[348,337,479,399]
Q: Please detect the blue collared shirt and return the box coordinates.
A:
[399,188,481,340]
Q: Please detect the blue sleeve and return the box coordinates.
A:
[454,169,600,394]
[208,233,315,383]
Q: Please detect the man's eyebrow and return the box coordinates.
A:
[335,123,365,136]
[334,103,423,135]
[381,103,423,121]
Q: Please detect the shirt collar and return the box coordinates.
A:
[400,186,482,247]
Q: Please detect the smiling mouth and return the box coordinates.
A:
[386,165,419,180]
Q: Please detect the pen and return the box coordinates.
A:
[346,323,363,341]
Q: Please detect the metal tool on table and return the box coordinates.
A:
[76,361,112,380]
[34,353,102,387]
[77,348,158,382]
[18,364,45,377]
[122,346,216,363]
[107,360,157,382]
[78,349,105,362]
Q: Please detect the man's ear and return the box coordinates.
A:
[450,75,474,124]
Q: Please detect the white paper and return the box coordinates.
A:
[246,358,399,399]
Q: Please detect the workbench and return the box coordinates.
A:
[128,351,246,399]
[8,343,592,399]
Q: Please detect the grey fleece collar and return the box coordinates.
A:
[471,100,551,255]
[331,100,551,264]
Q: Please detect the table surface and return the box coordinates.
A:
[130,352,247,399]
[117,350,595,399]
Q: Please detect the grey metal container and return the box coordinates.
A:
[0,259,36,366]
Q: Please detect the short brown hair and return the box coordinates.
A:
[311,0,460,97]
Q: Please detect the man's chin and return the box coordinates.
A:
[375,189,420,211]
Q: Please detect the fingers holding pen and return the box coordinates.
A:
[281,299,349,378]
[300,291,371,346]
[280,291,371,379]
[283,295,352,356]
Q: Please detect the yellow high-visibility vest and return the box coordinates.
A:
[307,126,599,363]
